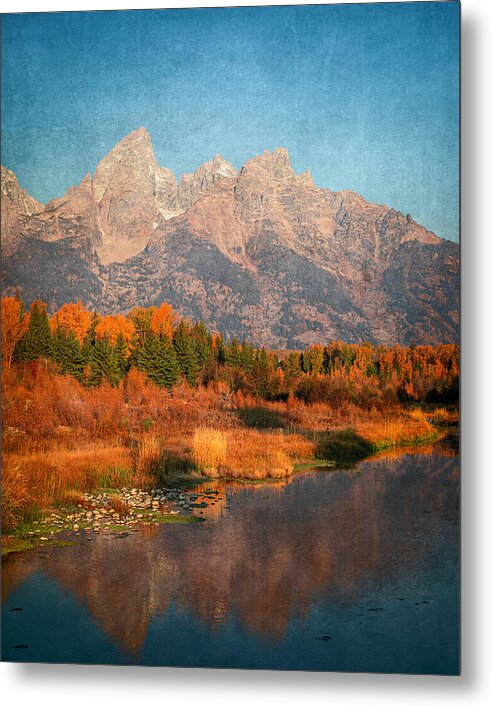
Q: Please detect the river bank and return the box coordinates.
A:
[2,421,458,556]
[2,487,206,556]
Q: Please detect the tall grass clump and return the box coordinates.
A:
[355,412,437,450]
[226,431,294,479]
[196,429,315,480]
[192,427,227,477]
[2,462,36,532]
[131,435,165,487]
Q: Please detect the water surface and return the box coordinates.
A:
[2,449,460,673]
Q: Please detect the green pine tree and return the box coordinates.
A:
[285,351,301,377]
[173,321,200,386]
[300,348,310,374]
[88,338,120,387]
[52,329,86,382]
[135,332,179,389]
[191,321,212,368]
[225,337,242,368]
[240,340,255,373]
[81,312,98,365]
[15,301,52,362]
[251,348,274,399]
[214,335,226,365]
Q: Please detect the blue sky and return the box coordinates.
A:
[2,2,459,241]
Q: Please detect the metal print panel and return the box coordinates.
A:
[1,2,460,674]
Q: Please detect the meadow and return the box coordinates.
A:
[1,297,459,533]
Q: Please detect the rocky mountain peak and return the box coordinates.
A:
[209,154,237,178]
[2,130,459,348]
[92,126,157,201]
[115,125,152,149]
[241,147,295,181]
[98,126,154,167]
[1,166,44,254]
[1,166,43,212]
[181,154,237,184]
[296,170,315,187]
[177,155,237,211]
[233,147,296,223]
[79,172,93,193]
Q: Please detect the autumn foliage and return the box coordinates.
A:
[1,296,459,531]
[1,296,30,368]
[50,301,93,344]
[150,302,175,338]
[1,296,459,405]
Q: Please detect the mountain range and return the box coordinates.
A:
[1,127,459,348]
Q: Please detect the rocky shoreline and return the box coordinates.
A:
[2,486,226,555]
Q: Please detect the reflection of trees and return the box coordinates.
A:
[2,452,459,658]
[2,552,35,600]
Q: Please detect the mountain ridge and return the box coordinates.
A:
[1,128,459,348]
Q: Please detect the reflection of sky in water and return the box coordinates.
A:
[2,451,459,674]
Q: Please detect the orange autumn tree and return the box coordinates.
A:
[50,302,93,344]
[1,296,30,368]
[95,315,135,347]
[150,302,175,338]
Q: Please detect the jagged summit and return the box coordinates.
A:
[1,166,44,212]
[209,154,237,178]
[177,154,237,211]
[241,147,295,180]
[92,127,157,195]
[113,125,152,146]
[1,166,44,255]
[1,128,459,346]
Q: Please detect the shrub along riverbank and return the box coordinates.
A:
[2,296,458,536]
[2,361,457,536]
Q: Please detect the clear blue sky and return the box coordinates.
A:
[2,2,459,241]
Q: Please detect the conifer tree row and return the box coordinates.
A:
[133,332,179,389]
[3,297,459,404]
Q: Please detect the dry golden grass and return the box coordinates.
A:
[225,431,294,479]
[192,427,227,476]
[132,436,163,487]
[407,408,429,423]
[354,411,436,450]
[6,443,132,488]
[2,362,456,530]
[429,407,459,425]
[192,428,315,480]
[2,443,134,529]
[2,462,34,532]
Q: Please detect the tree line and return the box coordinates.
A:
[1,297,459,404]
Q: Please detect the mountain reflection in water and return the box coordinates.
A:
[2,450,459,673]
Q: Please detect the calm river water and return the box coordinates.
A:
[2,448,459,673]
